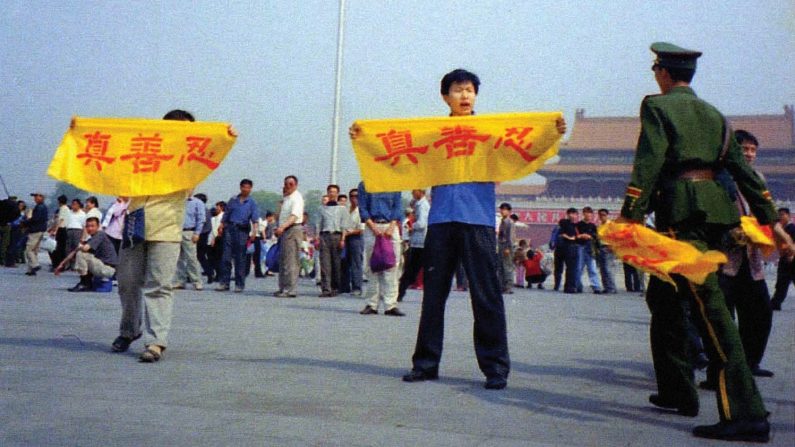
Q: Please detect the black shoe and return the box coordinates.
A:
[537,284,544,289]
[359,306,378,315]
[402,369,439,382]
[692,419,769,442]
[484,377,507,390]
[68,282,93,292]
[649,394,698,417]
[699,380,717,391]
[693,353,709,370]
[25,270,36,276]
[111,333,142,352]
[32,266,41,273]
[384,308,405,317]
[319,291,335,298]
[751,367,774,377]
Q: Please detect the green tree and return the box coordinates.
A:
[250,190,282,217]
[47,182,90,212]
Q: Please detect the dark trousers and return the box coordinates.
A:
[562,243,579,293]
[51,227,68,267]
[770,257,794,308]
[411,223,510,380]
[320,232,342,293]
[718,257,772,369]
[455,260,468,289]
[221,226,248,288]
[645,227,766,421]
[623,263,644,292]
[398,246,424,300]
[208,235,224,282]
[553,246,565,290]
[341,235,363,293]
[196,232,212,276]
[245,236,264,277]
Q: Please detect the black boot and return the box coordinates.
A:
[692,419,770,442]
[68,275,93,292]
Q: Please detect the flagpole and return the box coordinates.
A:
[329,0,346,185]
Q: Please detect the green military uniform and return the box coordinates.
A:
[620,43,776,427]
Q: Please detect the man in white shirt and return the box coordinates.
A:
[274,175,304,298]
[398,189,430,302]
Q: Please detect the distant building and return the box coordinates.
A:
[497,106,795,246]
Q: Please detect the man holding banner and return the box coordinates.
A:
[48,109,237,361]
[351,68,565,390]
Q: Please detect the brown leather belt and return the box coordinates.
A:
[678,168,715,181]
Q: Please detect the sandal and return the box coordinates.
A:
[139,345,164,363]
[111,334,142,353]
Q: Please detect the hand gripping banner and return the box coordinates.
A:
[47,117,237,196]
[350,112,563,192]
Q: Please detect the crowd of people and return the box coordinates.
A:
[3,54,795,441]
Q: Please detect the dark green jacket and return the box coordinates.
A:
[620,86,776,228]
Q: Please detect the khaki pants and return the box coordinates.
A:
[74,250,115,279]
[25,231,44,271]
[278,225,303,295]
[175,230,202,286]
[364,224,401,311]
[117,241,180,348]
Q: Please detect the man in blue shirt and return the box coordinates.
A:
[400,69,566,390]
[357,180,405,316]
[174,193,207,290]
[216,179,259,293]
[24,192,48,276]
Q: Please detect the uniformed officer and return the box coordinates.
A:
[617,42,795,442]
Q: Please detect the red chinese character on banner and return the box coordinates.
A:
[119,133,173,173]
[372,129,429,166]
[432,125,491,158]
[76,131,115,171]
[178,136,218,169]
[493,127,536,162]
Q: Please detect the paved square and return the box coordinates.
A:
[1,264,792,446]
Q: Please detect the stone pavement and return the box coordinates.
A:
[0,263,792,446]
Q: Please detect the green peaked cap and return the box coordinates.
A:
[651,42,702,70]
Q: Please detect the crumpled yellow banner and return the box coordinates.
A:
[351,112,562,192]
[47,117,236,196]
[740,216,775,257]
[598,221,727,286]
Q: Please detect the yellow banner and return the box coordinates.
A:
[598,221,727,286]
[740,216,776,257]
[47,117,236,196]
[351,112,562,192]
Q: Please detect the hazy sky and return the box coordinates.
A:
[2,0,793,200]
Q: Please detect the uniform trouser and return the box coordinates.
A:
[499,245,514,291]
[770,257,794,308]
[646,229,766,422]
[320,232,343,293]
[398,247,424,300]
[278,225,303,294]
[24,231,44,271]
[596,246,617,292]
[363,224,401,310]
[575,245,602,292]
[74,251,115,279]
[117,241,180,348]
[411,223,510,379]
[220,226,248,288]
[175,230,203,286]
[718,257,772,370]
[553,246,565,289]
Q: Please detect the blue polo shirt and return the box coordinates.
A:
[358,181,403,223]
[223,194,259,226]
[428,182,495,227]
